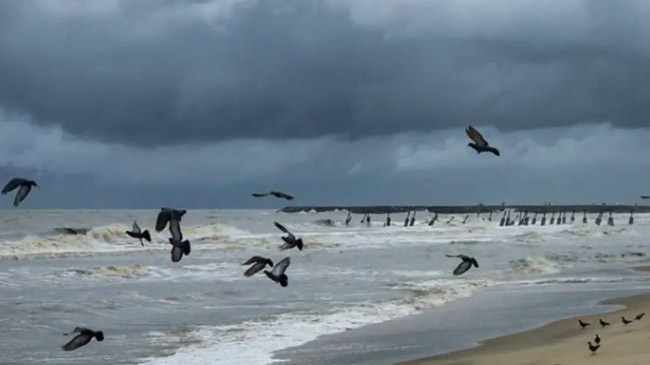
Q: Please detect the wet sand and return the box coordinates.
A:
[399,268,650,365]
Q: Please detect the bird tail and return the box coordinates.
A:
[142,230,151,242]
[95,332,105,341]
[181,240,191,255]
[296,239,304,251]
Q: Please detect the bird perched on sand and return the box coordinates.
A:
[2,178,38,207]
[588,341,600,355]
[242,256,274,277]
[594,334,601,344]
[125,220,151,247]
[622,316,633,325]
[465,126,500,156]
[599,318,610,328]
[264,257,291,287]
[635,312,645,320]
[446,254,479,275]
[62,327,104,351]
[578,319,590,329]
[274,222,304,251]
[252,191,294,200]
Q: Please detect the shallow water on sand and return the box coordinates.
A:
[0,209,649,364]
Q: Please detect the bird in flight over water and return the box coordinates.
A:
[252,191,294,200]
[465,126,500,156]
[2,178,38,207]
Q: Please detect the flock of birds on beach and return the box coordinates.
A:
[579,312,645,355]
[0,125,644,355]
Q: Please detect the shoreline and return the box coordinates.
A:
[398,266,650,365]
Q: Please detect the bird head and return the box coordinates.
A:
[32,182,39,187]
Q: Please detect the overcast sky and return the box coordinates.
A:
[1,0,649,208]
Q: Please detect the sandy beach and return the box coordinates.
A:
[400,267,650,365]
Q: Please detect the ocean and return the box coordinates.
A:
[1,209,649,365]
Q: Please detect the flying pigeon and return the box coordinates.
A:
[2,178,38,207]
[465,126,500,156]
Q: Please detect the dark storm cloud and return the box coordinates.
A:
[1,0,650,146]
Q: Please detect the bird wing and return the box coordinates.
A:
[169,219,183,241]
[453,260,473,275]
[274,221,291,235]
[272,191,294,200]
[2,178,27,194]
[465,126,489,147]
[244,261,267,277]
[13,185,32,207]
[642,196,650,199]
[132,220,141,234]
[242,256,264,265]
[62,332,93,351]
[252,193,270,197]
[156,209,172,232]
[271,257,290,276]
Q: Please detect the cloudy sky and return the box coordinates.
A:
[1,0,649,208]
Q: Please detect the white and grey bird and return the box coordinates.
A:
[465,126,500,156]
[62,327,104,351]
[2,178,38,207]
[274,222,304,251]
[264,256,291,287]
[155,207,187,232]
[242,256,274,277]
[125,220,151,247]
[446,254,479,275]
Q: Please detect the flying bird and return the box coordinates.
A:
[465,126,500,156]
[264,257,291,287]
[252,191,294,200]
[635,312,645,320]
[588,341,600,355]
[578,319,590,329]
[165,212,190,262]
[594,334,600,345]
[155,207,187,232]
[274,222,304,251]
[446,254,479,275]
[622,316,632,325]
[242,256,274,277]
[599,318,610,328]
[125,220,151,247]
[2,178,38,207]
[62,327,104,351]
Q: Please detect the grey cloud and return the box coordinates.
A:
[2,0,650,146]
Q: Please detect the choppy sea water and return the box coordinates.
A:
[0,209,649,365]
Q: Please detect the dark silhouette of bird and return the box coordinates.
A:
[2,178,38,207]
[465,126,500,156]
[404,211,410,227]
[622,316,632,325]
[252,191,294,200]
[579,319,590,329]
[155,207,187,232]
[242,256,274,277]
[446,254,479,275]
[125,220,151,247]
[635,312,645,320]
[264,257,290,287]
[599,318,610,328]
[594,334,600,344]
[62,327,104,351]
[345,212,352,226]
[588,341,600,355]
[167,213,190,262]
[274,222,304,251]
